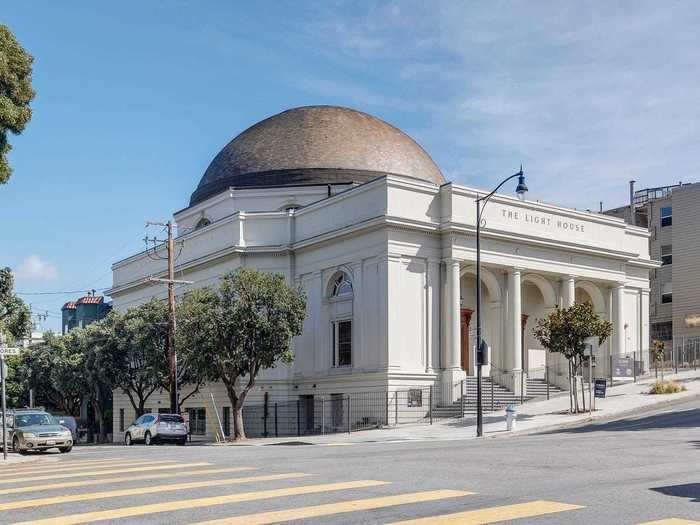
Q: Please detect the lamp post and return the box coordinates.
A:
[475,167,528,437]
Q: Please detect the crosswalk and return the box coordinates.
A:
[1,456,695,524]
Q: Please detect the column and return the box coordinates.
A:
[562,276,576,307]
[508,269,523,396]
[640,289,650,372]
[441,259,465,401]
[613,283,625,356]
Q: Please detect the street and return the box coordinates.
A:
[1,399,698,524]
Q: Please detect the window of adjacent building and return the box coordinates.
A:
[661,282,672,304]
[332,319,352,367]
[187,407,207,435]
[661,245,672,266]
[222,406,231,437]
[660,206,672,227]
[119,409,125,432]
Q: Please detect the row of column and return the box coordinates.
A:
[442,261,631,376]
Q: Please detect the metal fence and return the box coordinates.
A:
[650,336,700,375]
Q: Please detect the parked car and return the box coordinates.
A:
[2,409,73,454]
[54,415,78,443]
[124,413,187,446]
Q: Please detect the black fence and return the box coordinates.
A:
[241,384,463,438]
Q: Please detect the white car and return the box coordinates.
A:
[124,413,187,446]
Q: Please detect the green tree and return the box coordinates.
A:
[533,302,612,413]
[178,268,306,440]
[0,267,31,342]
[651,339,665,381]
[0,25,35,184]
[109,300,169,417]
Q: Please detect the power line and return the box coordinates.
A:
[17,288,108,296]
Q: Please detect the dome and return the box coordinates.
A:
[190,106,445,206]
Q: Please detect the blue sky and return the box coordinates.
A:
[3,1,699,332]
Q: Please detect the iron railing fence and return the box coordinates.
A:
[650,337,700,376]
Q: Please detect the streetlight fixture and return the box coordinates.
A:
[475,166,527,437]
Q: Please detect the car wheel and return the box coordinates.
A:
[144,431,153,446]
[59,446,72,453]
[124,433,133,446]
[12,436,22,454]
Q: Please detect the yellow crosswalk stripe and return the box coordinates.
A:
[0,467,256,496]
[4,462,211,485]
[3,458,127,470]
[0,459,162,477]
[0,472,309,511]
[193,489,473,525]
[12,479,390,525]
[387,500,584,524]
[639,518,700,525]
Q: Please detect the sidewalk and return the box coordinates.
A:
[218,369,700,446]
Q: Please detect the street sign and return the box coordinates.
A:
[0,347,20,356]
[612,356,634,381]
[594,378,607,398]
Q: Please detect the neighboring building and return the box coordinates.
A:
[605,182,700,353]
[61,295,112,334]
[108,106,653,441]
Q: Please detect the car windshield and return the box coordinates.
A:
[160,415,184,423]
[15,413,53,427]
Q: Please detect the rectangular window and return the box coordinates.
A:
[407,389,423,407]
[332,320,352,367]
[222,407,231,437]
[661,282,672,304]
[119,409,125,432]
[651,321,672,341]
[661,245,672,266]
[187,407,206,435]
[660,206,672,227]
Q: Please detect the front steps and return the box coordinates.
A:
[431,376,564,419]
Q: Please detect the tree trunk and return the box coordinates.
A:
[232,406,246,440]
[568,360,574,413]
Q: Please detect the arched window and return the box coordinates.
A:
[195,217,211,230]
[331,272,353,298]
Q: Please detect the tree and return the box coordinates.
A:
[651,339,665,381]
[178,268,306,440]
[0,25,35,184]
[533,302,612,413]
[109,301,169,417]
[0,267,31,342]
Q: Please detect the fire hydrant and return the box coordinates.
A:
[505,404,517,431]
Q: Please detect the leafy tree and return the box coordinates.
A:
[0,25,35,184]
[533,302,612,413]
[651,339,665,381]
[0,267,31,341]
[178,268,306,440]
[109,300,169,417]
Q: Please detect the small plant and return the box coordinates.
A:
[648,380,686,395]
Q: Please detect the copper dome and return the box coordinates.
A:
[190,106,445,206]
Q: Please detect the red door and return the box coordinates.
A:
[461,309,474,372]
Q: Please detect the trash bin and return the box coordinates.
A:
[505,404,517,431]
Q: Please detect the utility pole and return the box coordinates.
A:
[145,220,192,414]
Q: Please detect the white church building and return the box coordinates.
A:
[109,106,654,440]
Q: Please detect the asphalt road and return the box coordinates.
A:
[1,399,699,524]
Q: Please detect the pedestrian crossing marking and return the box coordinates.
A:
[4,462,211,485]
[3,458,127,470]
[639,518,700,525]
[0,466,256,496]
[192,489,472,525]
[12,479,390,525]
[387,500,584,524]
[0,472,309,511]
[0,459,161,477]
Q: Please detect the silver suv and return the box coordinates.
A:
[125,413,187,446]
[3,410,73,454]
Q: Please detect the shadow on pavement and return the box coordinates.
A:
[651,483,700,503]
[539,408,700,434]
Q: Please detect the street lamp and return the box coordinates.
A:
[475,166,527,437]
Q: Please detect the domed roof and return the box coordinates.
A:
[190,106,445,206]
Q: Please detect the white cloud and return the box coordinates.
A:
[14,255,59,281]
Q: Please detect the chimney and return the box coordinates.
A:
[629,180,636,225]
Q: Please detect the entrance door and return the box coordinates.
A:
[460,309,474,373]
[300,395,314,434]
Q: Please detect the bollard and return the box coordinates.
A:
[505,404,517,432]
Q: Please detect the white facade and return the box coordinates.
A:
[109,174,653,441]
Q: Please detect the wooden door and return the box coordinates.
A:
[461,309,474,372]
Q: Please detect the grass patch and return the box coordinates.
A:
[648,380,687,395]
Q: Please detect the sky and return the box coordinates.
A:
[2,1,699,332]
